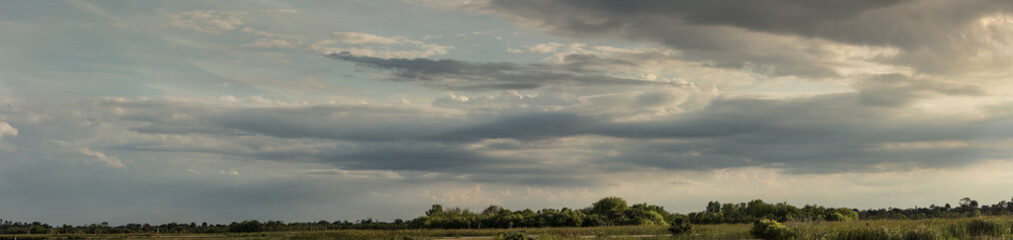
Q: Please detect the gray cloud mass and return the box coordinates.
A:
[329,52,672,90]
[5,0,1013,225]
[484,0,1013,77]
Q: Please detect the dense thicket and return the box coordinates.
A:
[686,199,858,224]
[2,196,1011,234]
[410,197,679,229]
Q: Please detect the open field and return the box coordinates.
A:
[5,217,1013,240]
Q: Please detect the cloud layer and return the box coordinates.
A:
[4,0,1013,225]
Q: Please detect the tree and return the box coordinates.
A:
[706,201,722,213]
[591,197,629,226]
[427,204,445,217]
[482,205,505,216]
[228,220,263,233]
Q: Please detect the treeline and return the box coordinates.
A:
[687,197,1013,224]
[0,219,406,235]
[410,197,678,228]
[687,199,858,224]
[3,196,1013,234]
[860,197,1013,220]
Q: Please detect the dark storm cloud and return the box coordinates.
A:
[483,0,1013,76]
[426,93,1012,173]
[76,92,1013,181]
[337,145,494,171]
[855,74,985,107]
[437,112,594,142]
[328,52,671,90]
[212,104,463,142]
[607,95,1010,173]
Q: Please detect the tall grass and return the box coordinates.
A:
[784,216,1013,240]
[6,217,1013,240]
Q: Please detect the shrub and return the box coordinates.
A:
[751,219,795,240]
[825,208,859,222]
[668,217,693,236]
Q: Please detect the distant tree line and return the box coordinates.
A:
[687,199,859,224]
[0,219,405,235]
[859,197,1013,220]
[410,197,679,229]
[3,196,1012,234]
[686,197,1013,224]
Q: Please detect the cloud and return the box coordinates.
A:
[424,92,1013,173]
[52,140,127,169]
[0,121,17,140]
[243,38,296,49]
[76,147,126,169]
[332,32,402,45]
[855,74,985,107]
[3,87,1013,222]
[528,42,564,53]
[302,168,403,180]
[312,32,452,59]
[168,10,248,33]
[77,89,1012,176]
[479,0,1013,79]
[327,52,676,90]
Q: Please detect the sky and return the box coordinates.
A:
[3,0,1013,225]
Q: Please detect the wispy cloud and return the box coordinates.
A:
[168,10,248,33]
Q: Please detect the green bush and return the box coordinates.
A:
[825,208,859,222]
[965,219,1007,237]
[751,219,795,240]
[668,217,692,236]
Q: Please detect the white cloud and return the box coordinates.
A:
[54,140,127,169]
[528,42,564,53]
[243,38,296,49]
[332,32,401,45]
[302,168,403,180]
[77,147,126,169]
[312,32,452,59]
[0,121,17,140]
[168,10,248,33]
[240,27,306,40]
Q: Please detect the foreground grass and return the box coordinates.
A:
[289,225,673,239]
[787,217,1013,240]
[6,217,1013,239]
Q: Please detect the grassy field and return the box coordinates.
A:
[5,217,1013,239]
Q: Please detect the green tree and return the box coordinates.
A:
[706,201,722,213]
[426,204,445,217]
[591,197,629,226]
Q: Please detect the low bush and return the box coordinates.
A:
[751,219,794,240]
[668,217,693,236]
